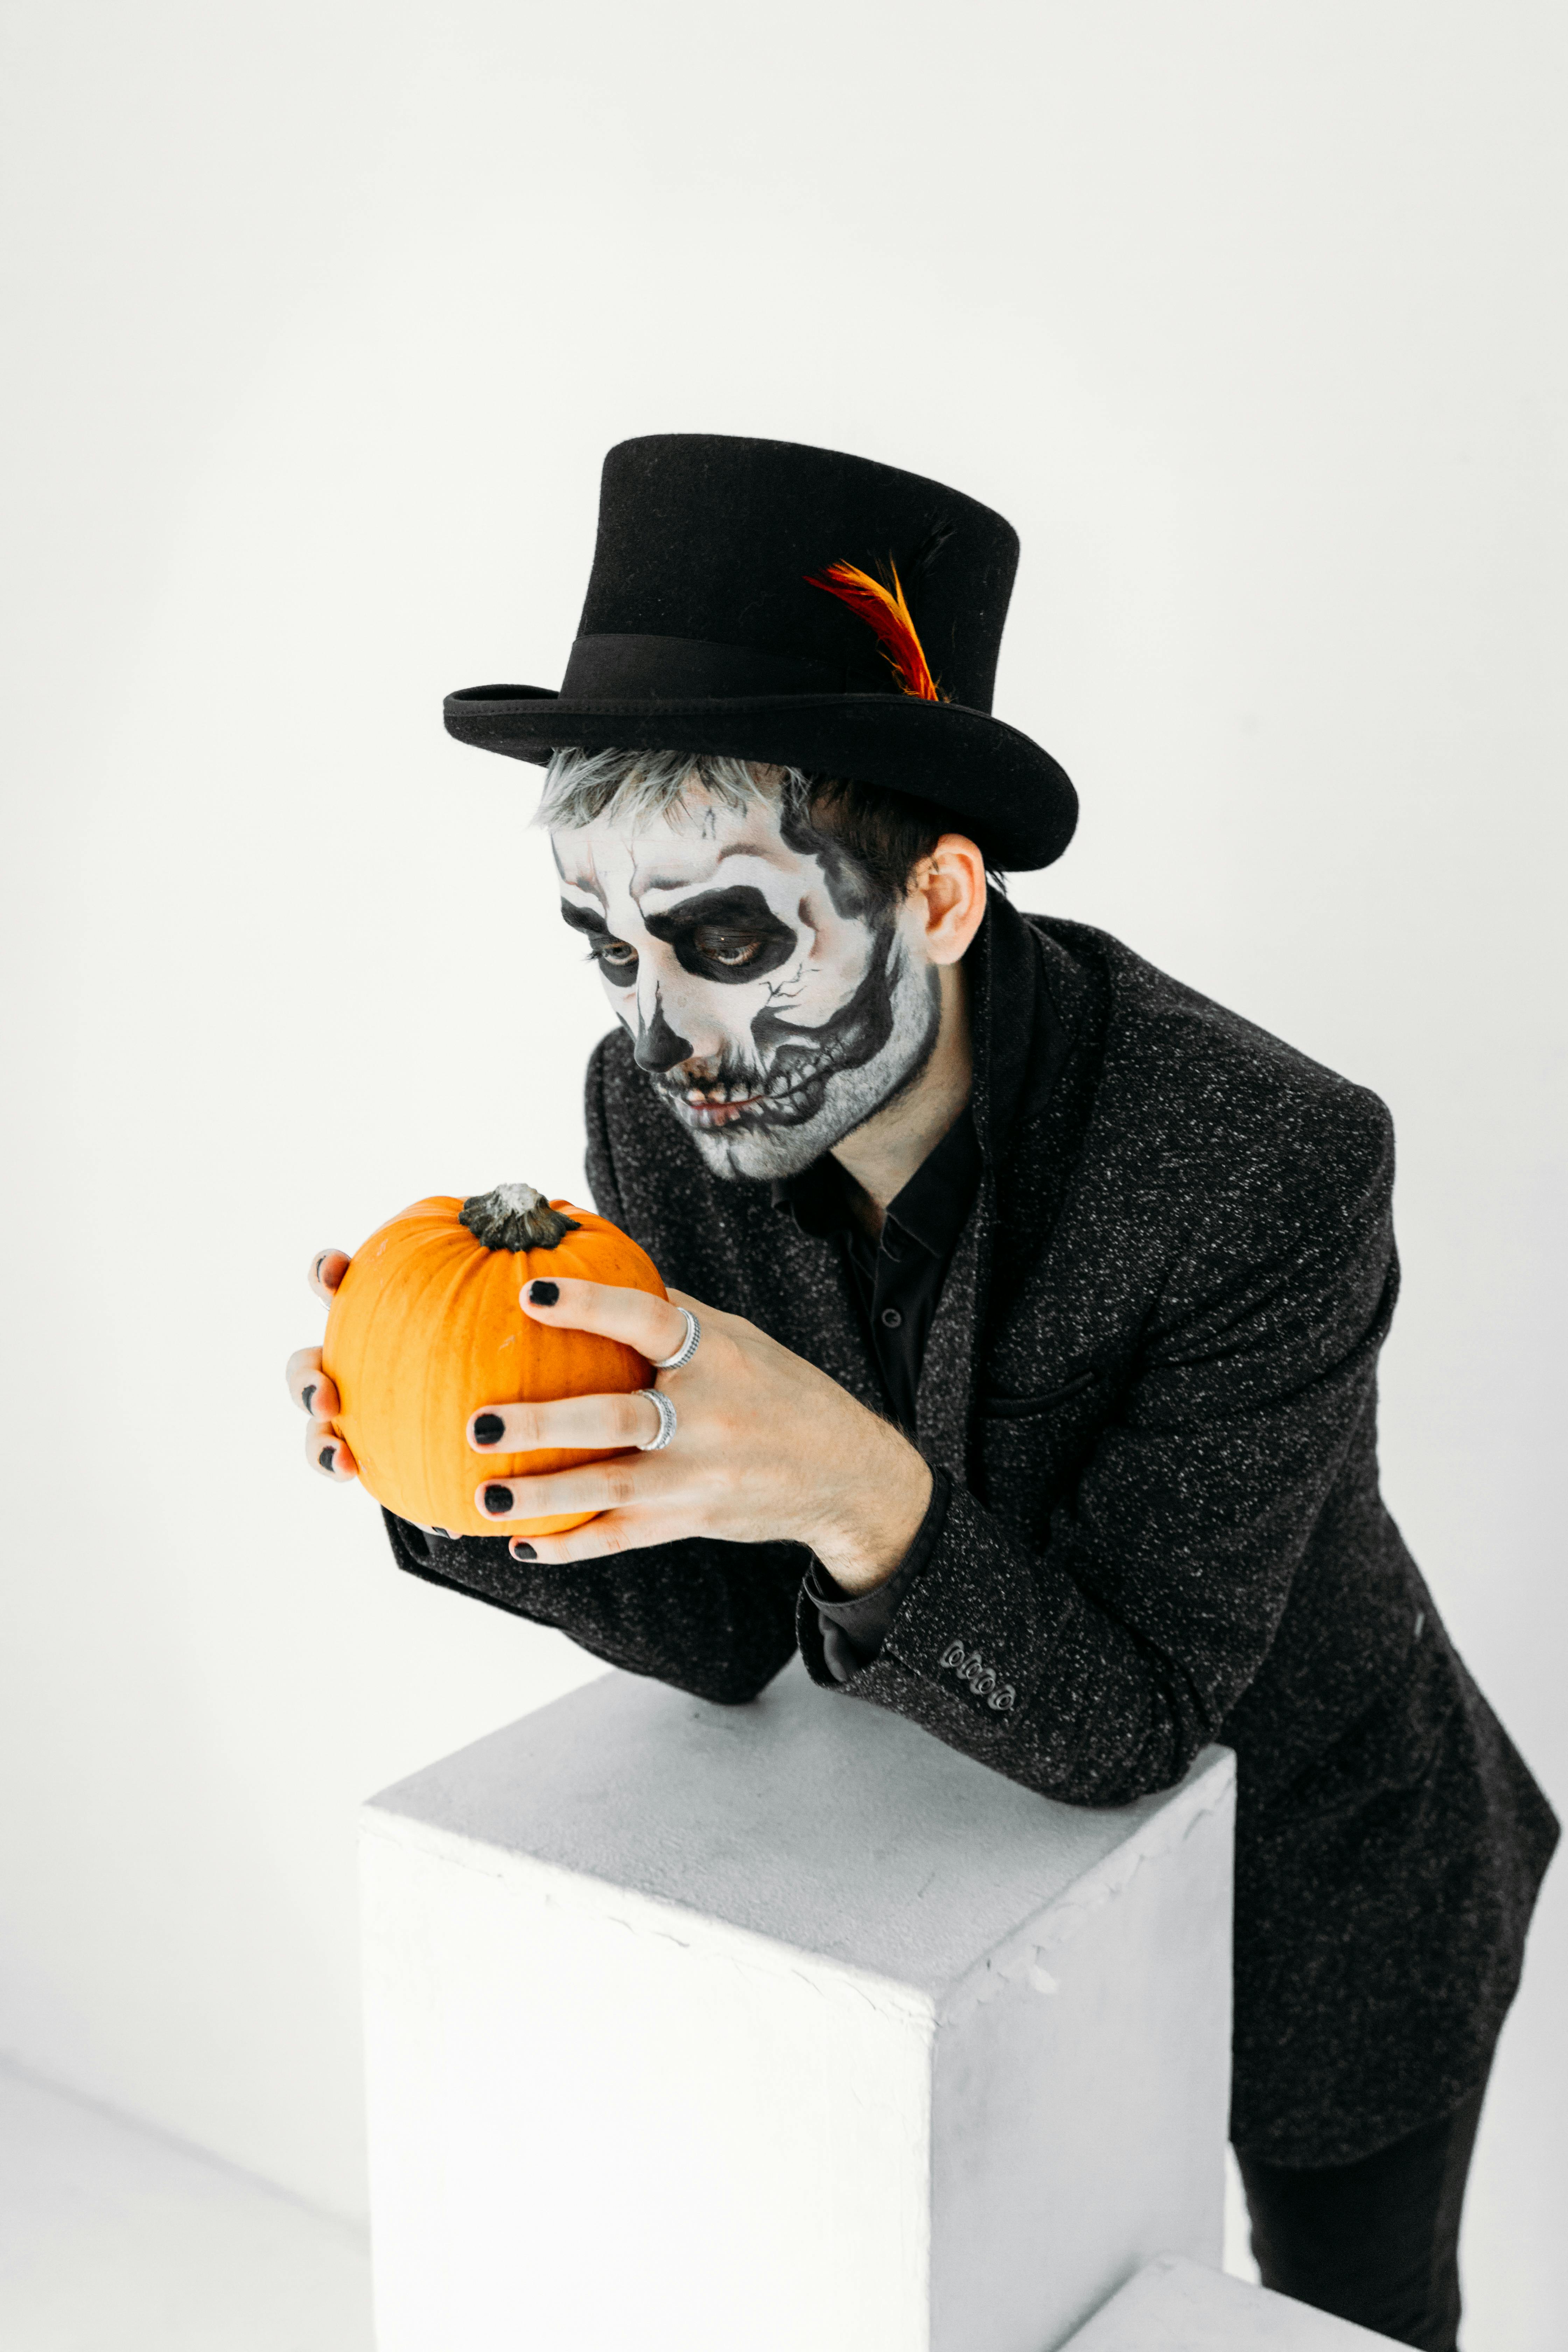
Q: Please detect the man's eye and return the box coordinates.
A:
[693,930,762,968]
[592,939,638,976]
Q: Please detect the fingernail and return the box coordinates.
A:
[302,1384,317,1414]
[317,1444,336,1472]
[472,1412,505,1446]
[483,1484,512,1516]
[510,1540,538,1561]
[528,1279,560,1307]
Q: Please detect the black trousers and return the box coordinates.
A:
[1236,2073,1490,2352]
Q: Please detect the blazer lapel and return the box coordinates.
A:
[911,897,1035,1483]
[915,1177,990,1479]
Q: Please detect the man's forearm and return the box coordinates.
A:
[383,1512,804,1707]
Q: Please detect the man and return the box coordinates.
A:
[289,436,1554,2349]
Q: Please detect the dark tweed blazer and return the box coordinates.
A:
[385,895,1557,2166]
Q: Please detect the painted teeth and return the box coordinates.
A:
[678,1056,838,1113]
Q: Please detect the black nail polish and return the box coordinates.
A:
[472,1412,505,1446]
[510,1540,538,1561]
[318,1445,336,1471]
[302,1384,317,1414]
[528,1279,559,1307]
[483,1483,512,1516]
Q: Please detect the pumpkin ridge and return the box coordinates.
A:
[384,1230,455,1516]
[419,1240,499,1527]
[332,1244,403,1511]
[342,1224,469,1528]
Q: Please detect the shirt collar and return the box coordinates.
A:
[773,1152,848,1241]
[773,1105,981,1258]
[883,1107,981,1256]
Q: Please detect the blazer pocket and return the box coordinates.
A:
[1266,1630,1463,1828]
[980,1367,1100,1419]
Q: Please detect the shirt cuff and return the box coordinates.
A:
[804,1469,952,1683]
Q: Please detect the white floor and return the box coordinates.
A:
[1,2029,1560,2350]
[0,2063,373,2352]
[0,2056,1251,2352]
[1224,2145,1261,2285]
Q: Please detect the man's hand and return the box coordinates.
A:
[469,1279,932,1594]
[285,1250,359,1484]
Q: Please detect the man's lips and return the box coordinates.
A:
[676,1084,770,1129]
[687,1096,763,1129]
[666,1066,828,1129]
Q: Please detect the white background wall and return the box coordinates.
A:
[1,0,1562,2337]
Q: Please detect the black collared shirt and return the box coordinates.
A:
[776,1108,983,1435]
[773,1112,983,1680]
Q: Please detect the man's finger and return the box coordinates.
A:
[507,1510,670,1566]
[467,1391,657,1454]
[308,1420,358,1481]
[519,1274,690,1364]
[472,1446,670,1524]
[286,1347,340,1419]
[308,1248,351,1305]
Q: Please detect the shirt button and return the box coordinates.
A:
[880,1307,903,1329]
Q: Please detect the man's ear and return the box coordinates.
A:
[912,834,988,966]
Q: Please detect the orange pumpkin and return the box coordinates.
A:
[321,1181,667,1539]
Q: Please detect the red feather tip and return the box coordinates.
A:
[805,558,942,702]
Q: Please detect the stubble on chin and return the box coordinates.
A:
[677,957,944,1186]
[685,1116,833,1184]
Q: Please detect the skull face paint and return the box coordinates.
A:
[552,789,943,1181]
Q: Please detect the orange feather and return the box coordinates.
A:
[805,558,942,701]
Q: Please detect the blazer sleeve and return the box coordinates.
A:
[796,1091,1402,1805]
[378,1034,804,1708]
[384,1513,806,1707]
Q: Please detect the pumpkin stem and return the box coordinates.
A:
[459,1182,582,1253]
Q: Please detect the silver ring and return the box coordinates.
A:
[649,1307,701,1372]
[636,1387,678,1451]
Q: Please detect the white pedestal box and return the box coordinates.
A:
[1061,2254,1400,2347]
[361,1658,1235,2352]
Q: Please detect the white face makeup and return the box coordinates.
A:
[552,785,943,1181]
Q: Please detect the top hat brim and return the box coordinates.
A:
[444,685,1077,872]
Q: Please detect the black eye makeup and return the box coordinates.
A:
[640,887,798,985]
[559,898,639,982]
[592,940,638,978]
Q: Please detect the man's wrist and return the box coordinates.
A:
[809,1429,934,1596]
[805,1468,952,1680]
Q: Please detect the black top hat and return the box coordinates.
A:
[444,434,1076,870]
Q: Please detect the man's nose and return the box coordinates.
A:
[632,986,694,1074]
[631,958,744,1074]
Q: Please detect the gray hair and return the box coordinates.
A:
[536,747,808,833]
[534,743,999,911]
